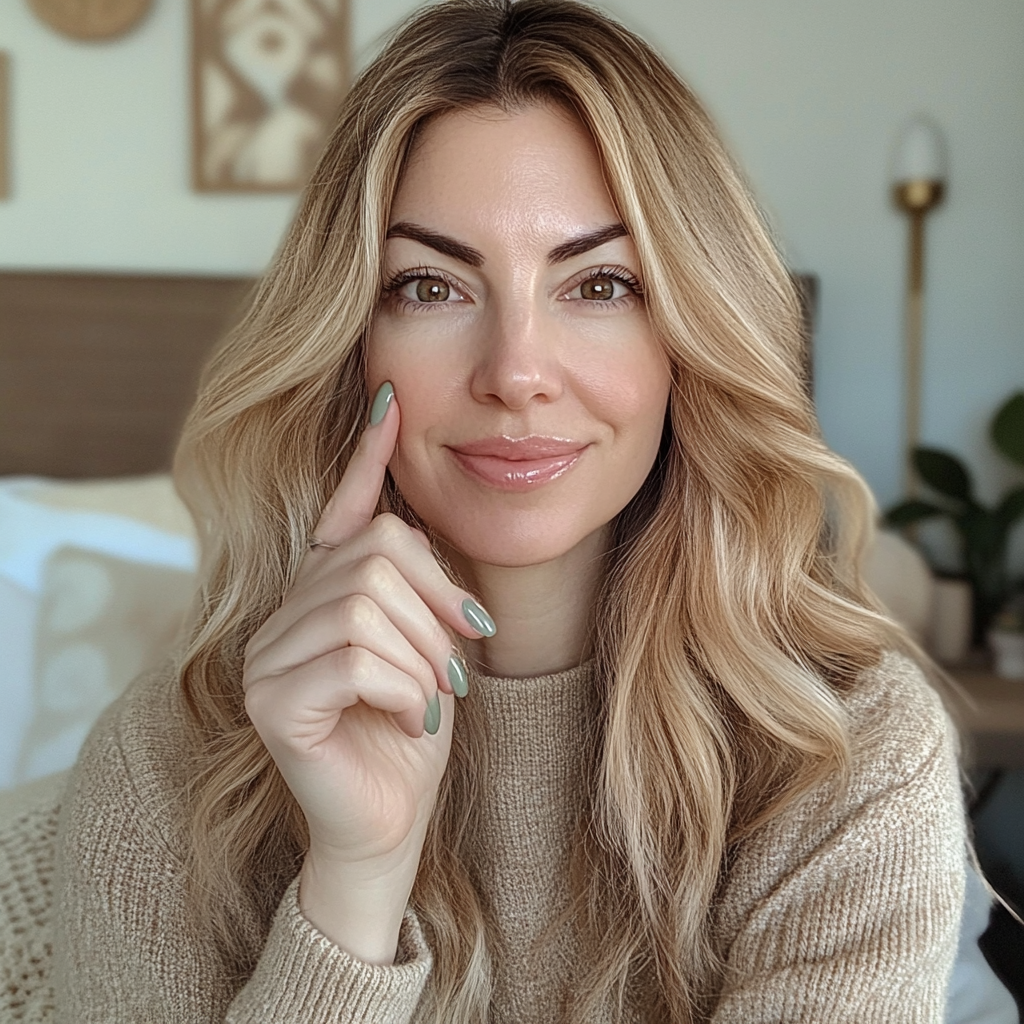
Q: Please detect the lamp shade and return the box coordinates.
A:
[893,116,947,184]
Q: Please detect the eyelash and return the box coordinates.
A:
[381,264,645,313]
[575,265,645,306]
[382,267,464,314]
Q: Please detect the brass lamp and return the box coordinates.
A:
[892,116,946,497]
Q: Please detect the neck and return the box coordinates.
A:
[446,526,609,678]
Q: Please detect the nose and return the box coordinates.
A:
[468,303,564,411]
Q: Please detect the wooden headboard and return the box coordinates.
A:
[0,270,817,480]
[0,271,253,478]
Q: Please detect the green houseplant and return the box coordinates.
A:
[884,391,1024,642]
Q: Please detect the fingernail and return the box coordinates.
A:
[370,381,394,426]
[447,655,469,698]
[423,692,441,735]
[462,598,496,637]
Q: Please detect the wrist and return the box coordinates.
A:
[299,846,421,965]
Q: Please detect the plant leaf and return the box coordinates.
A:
[996,485,1024,528]
[884,499,946,527]
[992,392,1024,469]
[913,447,975,503]
[958,507,1007,564]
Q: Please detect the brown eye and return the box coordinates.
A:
[416,278,450,302]
[580,276,616,300]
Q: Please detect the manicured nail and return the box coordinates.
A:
[370,381,394,426]
[447,654,469,698]
[462,598,496,637]
[423,692,441,735]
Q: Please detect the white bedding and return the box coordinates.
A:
[0,475,197,790]
[0,575,37,788]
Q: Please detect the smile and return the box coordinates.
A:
[447,436,588,491]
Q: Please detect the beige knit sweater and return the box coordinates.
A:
[0,651,965,1022]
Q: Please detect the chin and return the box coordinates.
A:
[417,501,605,569]
[447,536,582,569]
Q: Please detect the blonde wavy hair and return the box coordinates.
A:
[173,1,911,1019]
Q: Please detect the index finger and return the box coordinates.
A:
[311,381,398,548]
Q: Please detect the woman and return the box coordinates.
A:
[43,0,965,1021]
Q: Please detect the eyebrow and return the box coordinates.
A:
[385,221,629,267]
[386,222,485,267]
[546,223,629,263]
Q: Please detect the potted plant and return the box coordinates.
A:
[988,591,1024,680]
[884,391,1024,644]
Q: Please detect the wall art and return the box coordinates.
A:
[28,0,152,40]
[192,0,349,192]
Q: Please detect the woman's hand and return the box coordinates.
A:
[241,384,491,960]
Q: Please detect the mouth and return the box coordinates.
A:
[447,435,588,491]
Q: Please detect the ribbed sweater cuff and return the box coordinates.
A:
[226,875,432,1023]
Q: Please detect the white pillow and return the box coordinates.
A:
[0,475,196,593]
[15,546,196,786]
[0,576,38,787]
[0,475,198,791]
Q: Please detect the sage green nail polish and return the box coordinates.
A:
[448,655,469,698]
[462,598,496,637]
[370,381,394,426]
[424,693,441,735]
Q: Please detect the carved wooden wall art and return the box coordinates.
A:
[28,0,152,40]
[191,0,349,192]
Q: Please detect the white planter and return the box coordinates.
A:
[928,578,973,665]
[988,629,1024,680]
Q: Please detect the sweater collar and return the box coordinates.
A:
[466,659,598,785]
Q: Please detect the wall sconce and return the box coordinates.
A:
[892,116,947,497]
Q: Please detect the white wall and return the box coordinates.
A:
[0,1,296,274]
[603,0,1024,563]
[0,0,417,275]
[1,0,1022,542]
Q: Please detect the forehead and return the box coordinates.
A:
[389,103,620,244]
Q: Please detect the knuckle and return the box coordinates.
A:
[356,552,396,594]
[371,512,407,547]
[410,528,433,553]
[337,591,377,629]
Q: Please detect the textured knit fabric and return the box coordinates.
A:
[0,651,965,1022]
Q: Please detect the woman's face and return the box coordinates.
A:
[365,102,671,568]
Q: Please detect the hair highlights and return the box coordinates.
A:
[173,2,910,1018]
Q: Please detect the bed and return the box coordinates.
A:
[0,270,249,788]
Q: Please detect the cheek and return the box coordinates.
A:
[366,319,461,404]
[567,330,671,441]
[365,322,469,481]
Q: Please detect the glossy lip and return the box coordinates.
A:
[450,435,586,459]
[447,435,588,491]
